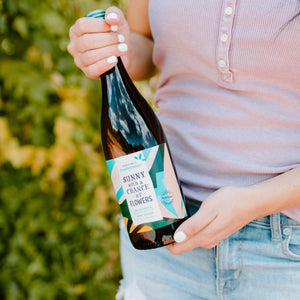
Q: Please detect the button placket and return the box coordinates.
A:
[216,0,237,82]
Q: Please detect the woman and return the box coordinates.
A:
[68,1,300,299]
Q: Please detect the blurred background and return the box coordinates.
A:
[0,0,155,299]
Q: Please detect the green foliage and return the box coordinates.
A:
[0,164,121,300]
[0,0,128,299]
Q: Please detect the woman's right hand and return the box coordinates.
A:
[67,6,131,79]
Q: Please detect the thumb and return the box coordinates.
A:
[105,6,130,33]
[173,208,217,243]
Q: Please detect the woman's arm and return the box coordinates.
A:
[67,0,155,81]
[167,166,300,255]
[126,0,156,80]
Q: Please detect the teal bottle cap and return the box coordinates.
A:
[85,9,105,19]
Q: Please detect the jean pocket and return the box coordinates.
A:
[282,227,300,261]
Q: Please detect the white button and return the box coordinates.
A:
[218,59,226,68]
[283,228,291,235]
[225,6,233,16]
[221,33,229,42]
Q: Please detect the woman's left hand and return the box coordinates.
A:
[168,166,300,255]
[167,185,260,255]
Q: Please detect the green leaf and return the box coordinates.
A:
[40,10,67,37]
[13,16,28,38]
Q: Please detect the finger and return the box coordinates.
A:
[167,228,218,255]
[105,6,131,33]
[75,42,128,69]
[72,31,126,53]
[168,212,246,255]
[173,207,218,244]
[69,17,111,39]
[168,214,224,255]
[81,55,118,79]
[105,6,125,26]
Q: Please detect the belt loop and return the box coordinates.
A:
[270,213,282,241]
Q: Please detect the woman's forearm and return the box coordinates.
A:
[126,32,156,81]
[247,165,300,218]
[125,0,156,80]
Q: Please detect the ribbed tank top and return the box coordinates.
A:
[149,0,300,221]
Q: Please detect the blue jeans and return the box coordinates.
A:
[117,201,300,300]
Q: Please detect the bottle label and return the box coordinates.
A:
[106,143,187,226]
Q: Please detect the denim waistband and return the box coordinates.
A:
[253,213,300,226]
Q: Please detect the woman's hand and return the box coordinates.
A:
[67,6,131,79]
[167,166,300,255]
[167,186,260,255]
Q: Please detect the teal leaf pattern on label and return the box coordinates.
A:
[106,159,115,176]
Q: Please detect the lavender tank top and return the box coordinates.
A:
[149,0,300,221]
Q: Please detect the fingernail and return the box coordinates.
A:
[118,43,128,52]
[118,34,125,43]
[174,231,186,243]
[106,12,118,20]
[106,56,117,64]
[110,25,118,32]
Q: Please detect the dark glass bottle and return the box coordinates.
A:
[86,10,189,249]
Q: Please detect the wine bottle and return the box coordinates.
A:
[86,9,189,250]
